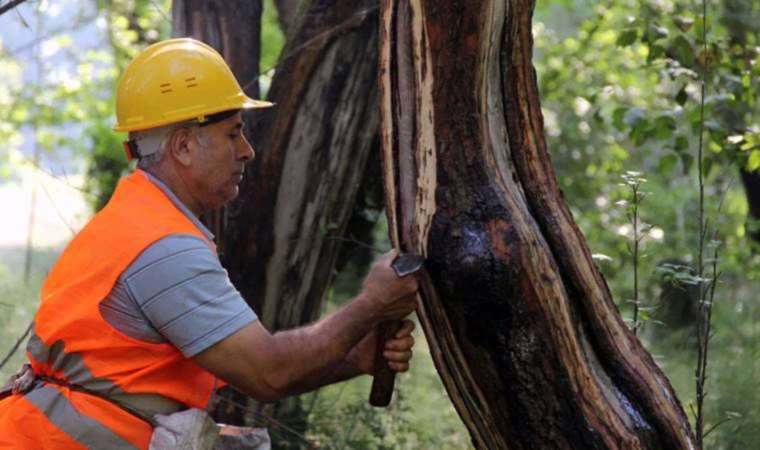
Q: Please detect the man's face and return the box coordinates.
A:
[184,111,254,210]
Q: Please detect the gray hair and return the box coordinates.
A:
[129,121,207,171]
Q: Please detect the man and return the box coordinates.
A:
[0,38,418,449]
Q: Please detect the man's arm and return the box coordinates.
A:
[192,251,418,402]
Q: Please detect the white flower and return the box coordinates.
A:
[573,97,592,116]
[649,227,665,240]
[617,225,631,237]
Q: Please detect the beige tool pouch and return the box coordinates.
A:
[149,408,271,450]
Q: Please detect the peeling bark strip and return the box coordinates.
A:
[379,1,696,449]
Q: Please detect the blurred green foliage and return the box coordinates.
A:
[535,0,759,447]
[0,0,758,448]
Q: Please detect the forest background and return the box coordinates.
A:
[0,0,757,448]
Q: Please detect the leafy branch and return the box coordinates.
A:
[620,171,651,335]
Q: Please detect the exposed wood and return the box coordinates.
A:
[379,0,696,448]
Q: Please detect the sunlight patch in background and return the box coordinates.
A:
[0,150,90,249]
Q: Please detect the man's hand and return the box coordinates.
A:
[360,250,419,322]
[347,319,416,375]
[193,249,420,402]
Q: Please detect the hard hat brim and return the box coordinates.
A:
[242,98,276,109]
[113,95,275,133]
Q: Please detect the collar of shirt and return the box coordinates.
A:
[140,170,215,241]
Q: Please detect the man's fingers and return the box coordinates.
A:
[400,294,417,310]
[383,349,413,362]
[394,319,415,338]
[385,335,414,352]
[388,361,410,372]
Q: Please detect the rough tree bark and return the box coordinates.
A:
[272,0,303,39]
[378,1,697,449]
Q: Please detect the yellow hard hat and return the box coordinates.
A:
[113,38,273,132]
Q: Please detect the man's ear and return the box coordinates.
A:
[167,126,194,167]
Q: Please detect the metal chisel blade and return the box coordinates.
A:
[391,254,425,277]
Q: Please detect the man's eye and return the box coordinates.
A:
[229,134,239,139]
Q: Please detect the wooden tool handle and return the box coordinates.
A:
[369,319,403,407]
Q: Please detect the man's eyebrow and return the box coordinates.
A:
[231,122,244,131]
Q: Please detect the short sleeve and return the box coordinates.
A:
[123,234,257,357]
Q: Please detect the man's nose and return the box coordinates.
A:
[238,135,255,162]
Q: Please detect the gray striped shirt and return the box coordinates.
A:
[99,172,256,357]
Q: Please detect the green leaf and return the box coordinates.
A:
[680,153,694,174]
[675,136,689,152]
[669,35,695,67]
[654,115,677,140]
[748,150,760,172]
[617,29,638,47]
[658,153,678,174]
[612,107,628,131]
[629,114,652,146]
[647,44,666,63]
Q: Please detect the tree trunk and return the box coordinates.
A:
[174,0,380,436]
[378,1,696,449]
[272,0,303,39]
[172,0,263,243]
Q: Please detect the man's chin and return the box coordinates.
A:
[209,188,239,210]
[225,186,240,203]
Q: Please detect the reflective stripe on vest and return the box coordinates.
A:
[25,385,137,449]
[27,329,185,419]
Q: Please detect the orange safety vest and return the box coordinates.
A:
[0,169,222,449]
